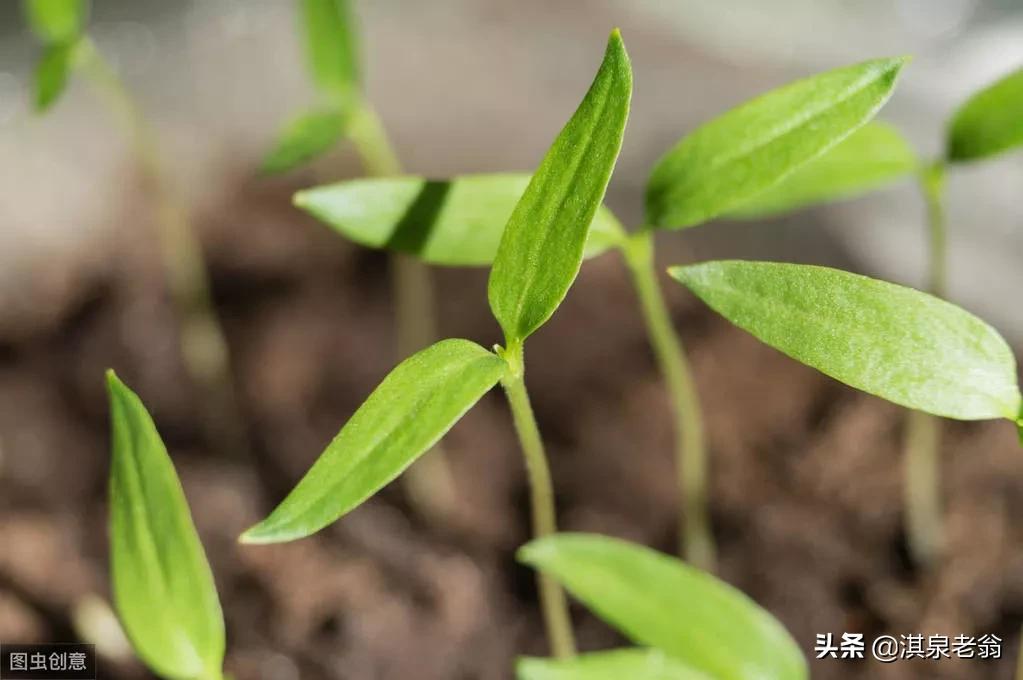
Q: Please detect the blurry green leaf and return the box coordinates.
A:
[646,57,907,230]
[731,122,918,217]
[518,649,710,680]
[33,40,76,112]
[294,174,627,265]
[106,371,225,680]
[23,0,87,44]
[262,108,348,174]
[241,339,505,544]
[488,30,631,344]
[301,0,359,99]
[670,261,1022,420]
[947,66,1023,162]
[519,534,806,680]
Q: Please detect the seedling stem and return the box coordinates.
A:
[623,231,713,570]
[499,340,577,659]
[77,37,246,458]
[346,98,457,521]
[903,159,949,567]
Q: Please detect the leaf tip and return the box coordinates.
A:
[515,536,553,567]
[237,523,272,545]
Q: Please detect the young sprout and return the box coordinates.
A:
[241,30,633,659]
[728,64,1023,566]
[293,57,907,568]
[263,0,456,521]
[106,371,226,680]
[518,533,807,680]
[23,0,245,458]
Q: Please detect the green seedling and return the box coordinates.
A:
[517,533,807,680]
[264,0,458,521]
[241,30,632,659]
[106,371,226,680]
[23,0,245,457]
[293,57,907,568]
[730,65,1023,566]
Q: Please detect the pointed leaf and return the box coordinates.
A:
[518,649,710,680]
[488,30,631,344]
[24,0,87,44]
[646,57,907,230]
[106,371,225,680]
[241,339,505,543]
[262,108,348,174]
[670,261,1022,420]
[301,0,359,99]
[520,534,806,680]
[295,174,627,265]
[731,122,918,217]
[34,40,76,112]
[947,66,1023,162]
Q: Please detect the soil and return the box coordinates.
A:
[1,165,1021,680]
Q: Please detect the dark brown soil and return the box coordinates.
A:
[1,165,1020,680]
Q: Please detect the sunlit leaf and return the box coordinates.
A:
[488,30,631,344]
[731,122,917,217]
[34,40,76,112]
[947,66,1023,162]
[520,534,807,680]
[241,339,506,544]
[106,371,225,680]
[670,261,1022,420]
[646,57,907,230]
[261,108,348,174]
[300,0,359,100]
[294,174,627,265]
[23,0,87,44]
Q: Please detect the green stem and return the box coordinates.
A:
[623,231,714,570]
[500,341,576,659]
[904,160,948,568]
[347,100,455,519]
[76,37,245,455]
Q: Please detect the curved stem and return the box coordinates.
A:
[347,100,455,519]
[904,160,948,568]
[77,38,245,456]
[500,342,576,659]
[623,231,714,570]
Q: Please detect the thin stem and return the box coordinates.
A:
[77,38,245,455]
[623,231,714,570]
[347,100,455,519]
[903,160,948,568]
[1017,626,1023,680]
[500,341,576,659]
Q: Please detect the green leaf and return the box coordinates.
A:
[241,339,505,544]
[646,57,908,230]
[518,649,710,680]
[106,371,224,680]
[670,261,1022,420]
[488,30,631,344]
[300,0,359,100]
[262,108,348,174]
[519,534,806,680]
[731,122,918,218]
[33,40,76,113]
[294,174,627,265]
[23,0,87,44]
[947,66,1023,162]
